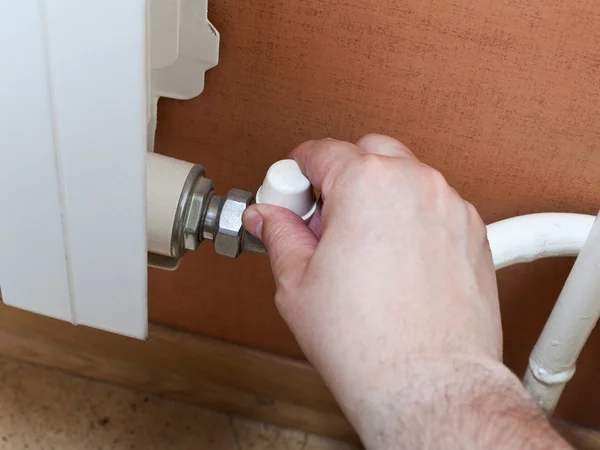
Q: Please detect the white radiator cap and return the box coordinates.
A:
[256,160,317,221]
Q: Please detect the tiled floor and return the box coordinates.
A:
[0,357,355,450]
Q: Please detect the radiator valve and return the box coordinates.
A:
[146,153,315,270]
[146,153,264,269]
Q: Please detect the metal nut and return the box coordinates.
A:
[183,177,214,251]
[214,189,253,258]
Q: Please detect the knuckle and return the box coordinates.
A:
[421,166,449,190]
[311,138,354,157]
[465,201,486,231]
[464,200,479,218]
[356,134,413,158]
[313,141,356,192]
[354,154,394,184]
[417,166,454,200]
[361,153,388,170]
[356,133,386,146]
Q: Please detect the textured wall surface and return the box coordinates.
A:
[150,0,600,424]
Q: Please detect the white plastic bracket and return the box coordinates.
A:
[147,0,219,151]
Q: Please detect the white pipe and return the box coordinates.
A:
[146,153,197,257]
[522,212,600,413]
[485,213,597,413]
[486,213,595,270]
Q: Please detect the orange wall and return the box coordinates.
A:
[149,0,600,425]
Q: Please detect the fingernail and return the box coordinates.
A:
[242,207,263,238]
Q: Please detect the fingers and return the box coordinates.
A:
[290,139,360,198]
[257,134,411,283]
[355,134,416,158]
[291,136,415,199]
[242,204,318,285]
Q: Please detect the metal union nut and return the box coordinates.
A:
[183,177,214,251]
[214,189,253,258]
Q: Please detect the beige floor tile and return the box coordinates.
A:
[231,417,307,449]
[0,357,355,450]
[0,357,237,450]
[231,417,355,450]
[304,435,357,450]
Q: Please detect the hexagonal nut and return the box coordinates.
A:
[214,189,253,258]
[183,177,214,251]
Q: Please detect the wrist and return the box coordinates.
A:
[330,356,566,449]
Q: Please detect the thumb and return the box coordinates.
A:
[242,204,318,284]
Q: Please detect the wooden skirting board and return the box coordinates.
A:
[0,303,355,442]
[0,302,597,448]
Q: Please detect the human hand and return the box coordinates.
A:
[243,135,564,449]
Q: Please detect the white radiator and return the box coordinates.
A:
[0,0,218,338]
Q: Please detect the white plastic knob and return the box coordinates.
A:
[256,159,317,221]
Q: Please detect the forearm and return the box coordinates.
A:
[330,358,569,450]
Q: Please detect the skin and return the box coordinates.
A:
[242,134,569,449]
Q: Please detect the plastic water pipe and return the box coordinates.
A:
[486,213,595,270]
[485,212,599,412]
[519,212,600,413]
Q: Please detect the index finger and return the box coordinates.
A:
[290,138,360,198]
